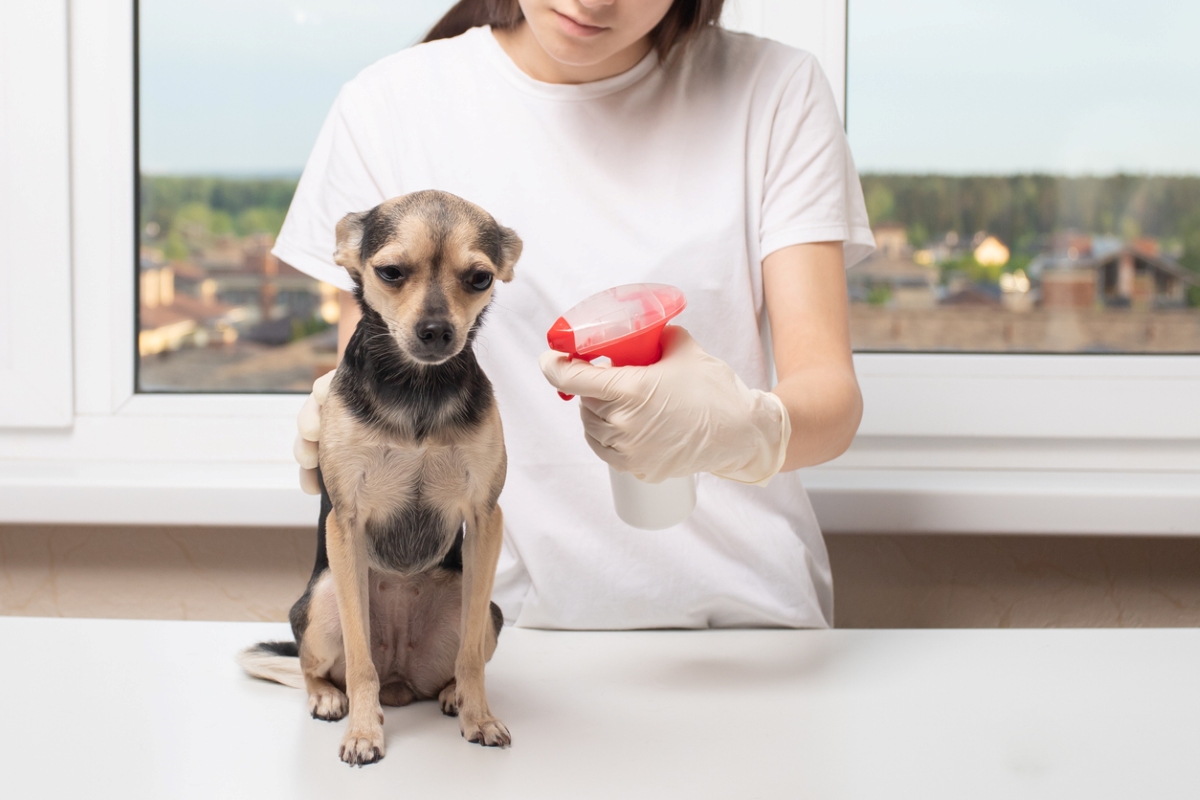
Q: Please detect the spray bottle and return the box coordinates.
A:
[546,283,696,530]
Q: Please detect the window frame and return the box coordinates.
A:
[0,1,74,428]
[0,0,1197,533]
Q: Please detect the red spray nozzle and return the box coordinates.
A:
[546,284,687,400]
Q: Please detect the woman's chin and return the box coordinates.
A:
[540,36,620,68]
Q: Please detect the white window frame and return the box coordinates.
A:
[0,0,1197,534]
[0,1,74,428]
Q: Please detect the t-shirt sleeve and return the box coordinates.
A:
[759,54,875,268]
[272,85,389,291]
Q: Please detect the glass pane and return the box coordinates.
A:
[137,0,456,391]
[847,0,1200,353]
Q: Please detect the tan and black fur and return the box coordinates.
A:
[239,190,521,765]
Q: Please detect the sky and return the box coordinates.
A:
[847,0,1200,174]
[139,0,457,174]
[140,0,1200,176]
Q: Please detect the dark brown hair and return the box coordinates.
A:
[423,0,726,59]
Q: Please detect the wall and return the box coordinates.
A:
[827,533,1200,627]
[0,525,313,621]
[2,524,1200,627]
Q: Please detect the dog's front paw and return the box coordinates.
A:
[309,686,348,721]
[460,715,511,748]
[438,680,458,716]
[340,724,386,766]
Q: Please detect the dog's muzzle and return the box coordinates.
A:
[413,318,456,360]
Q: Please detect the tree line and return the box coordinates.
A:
[140,175,298,260]
[861,173,1200,262]
[139,173,1200,273]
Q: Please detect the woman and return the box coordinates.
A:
[280,0,873,630]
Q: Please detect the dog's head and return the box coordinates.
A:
[333,190,522,365]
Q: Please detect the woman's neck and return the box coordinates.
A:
[492,22,651,85]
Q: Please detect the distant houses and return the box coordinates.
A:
[138,257,240,356]
[1034,241,1200,310]
[847,224,940,308]
[973,236,1010,267]
[847,256,940,309]
[853,225,1198,312]
[139,234,338,356]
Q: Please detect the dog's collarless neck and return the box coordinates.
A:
[338,308,490,439]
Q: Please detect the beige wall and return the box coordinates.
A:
[0,524,314,622]
[827,533,1200,627]
[2,524,1200,627]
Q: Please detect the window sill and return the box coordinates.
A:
[2,458,1196,534]
[802,467,1200,535]
[0,460,318,526]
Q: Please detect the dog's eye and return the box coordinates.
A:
[465,271,494,292]
[375,266,405,284]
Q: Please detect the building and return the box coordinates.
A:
[848,256,939,309]
[1038,245,1199,311]
[973,235,1010,267]
[138,256,238,355]
[197,234,328,330]
[847,226,939,308]
[872,224,909,260]
[1040,269,1097,310]
[941,283,1001,307]
[1095,247,1198,309]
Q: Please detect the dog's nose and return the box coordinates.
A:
[416,319,453,345]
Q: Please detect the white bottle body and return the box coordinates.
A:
[608,466,696,530]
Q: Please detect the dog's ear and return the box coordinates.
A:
[494,224,522,282]
[333,210,369,281]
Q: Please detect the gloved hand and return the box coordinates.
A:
[293,370,335,495]
[537,326,791,485]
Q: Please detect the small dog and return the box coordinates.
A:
[239,190,521,765]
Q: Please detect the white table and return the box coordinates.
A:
[2,618,1198,799]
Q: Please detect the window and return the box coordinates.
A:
[136,0,457,391]
[846,0,1200,354]
[1,0,1195,534]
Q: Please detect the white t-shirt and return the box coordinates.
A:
[274,25,874,630]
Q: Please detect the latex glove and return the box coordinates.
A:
[294,369,335,495]
[538,326,791,485]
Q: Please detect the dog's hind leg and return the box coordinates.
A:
[454,503,510,747]
[304,666,349,721]
[296,572,349,721]
[325,509,386,765]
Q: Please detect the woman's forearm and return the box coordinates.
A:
[773,365,863,471]
[762,241,862,473]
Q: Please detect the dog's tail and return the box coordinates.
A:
[237,641,304,689]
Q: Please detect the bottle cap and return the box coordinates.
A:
[547,283,686,366]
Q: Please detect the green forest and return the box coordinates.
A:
[140,173,1200,275]
[140,175,297,260]
[861,173,1200,271]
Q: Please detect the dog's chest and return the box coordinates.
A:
[353,439,475,573]
[321,395,502,576]
[351,439,472,510]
